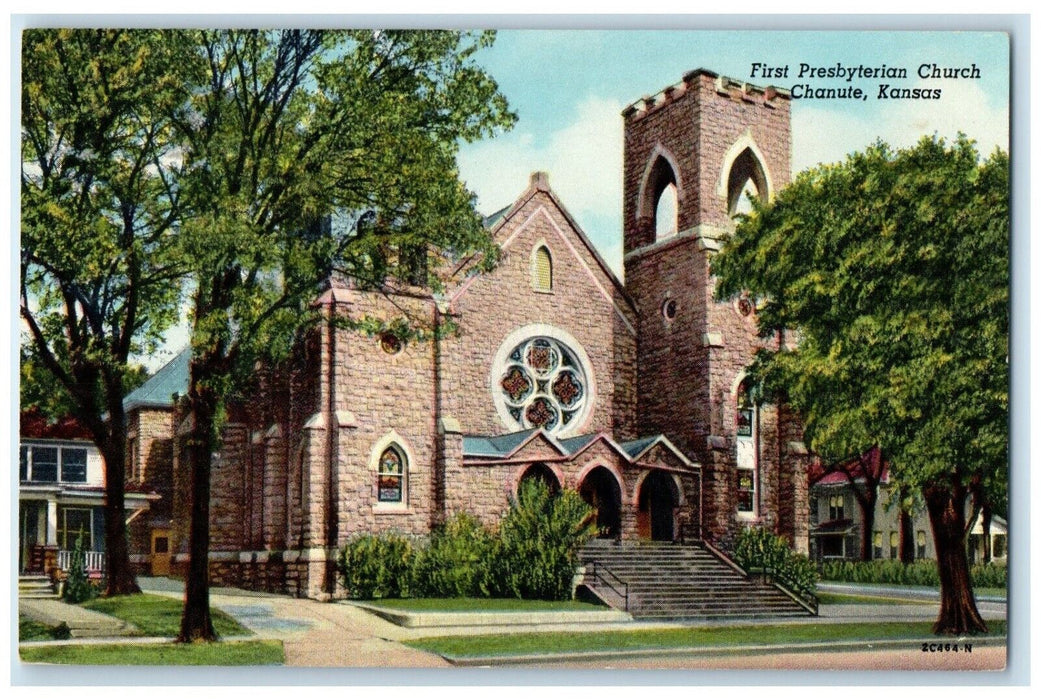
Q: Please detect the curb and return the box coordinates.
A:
[437,635,1009,666]
[347,602,633,628]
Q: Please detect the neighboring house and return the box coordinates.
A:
[18,410,159,578]
[809,452,1008,565]
[119,69,816,600]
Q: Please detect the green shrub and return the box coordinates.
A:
[337,532,415,599]
[62,529,99,604]
[733,525,818,598]
[489,480,595,601]
[412,513,494,598]
[971,562,1007,589]
[819,559,1007,589]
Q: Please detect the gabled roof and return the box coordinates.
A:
[123,348,191,411]
[619,435,659,459]
[462,429,698,471]
[462,429,541,458]
[451,172,637,320]
[811,445,889,487]
[620,434,696,468]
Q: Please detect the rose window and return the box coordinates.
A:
[498,337,588,433]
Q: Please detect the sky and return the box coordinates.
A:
[13,25,1010,371]
[455,30,1010,277]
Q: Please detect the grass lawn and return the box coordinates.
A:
[19,639,284,666]
[407,620,1007,658]
[363,598,605,612]
[82,594,251,637]
[816,592,934,606]
[19,616,62,642]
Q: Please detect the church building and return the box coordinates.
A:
[129,69,811,599]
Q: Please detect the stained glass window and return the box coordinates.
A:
[498,336,587,434]
[377,446,405,503]
[737,469,755,512]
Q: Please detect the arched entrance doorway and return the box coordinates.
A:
[517,463,560,495]
[638,471,680,541]
[578,466,622,539]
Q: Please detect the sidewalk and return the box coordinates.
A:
[18,598,137,638]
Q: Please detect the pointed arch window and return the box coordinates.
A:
[735,379,758,516]
[532,245,553,291]
[377,445,406,503]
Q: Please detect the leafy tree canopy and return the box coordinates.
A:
[713,136,1008,511]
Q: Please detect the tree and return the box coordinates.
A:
[808,446,886,562]
[20,30,193,595]
[172,29,514,641]
[712,136,1008,635]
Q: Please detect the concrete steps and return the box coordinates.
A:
[18,575,58,600]
[578,540,814,620]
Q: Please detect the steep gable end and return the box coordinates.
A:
[449,172,637,335]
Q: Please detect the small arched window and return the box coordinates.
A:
[532,245,553,292]
[377,445,406,503]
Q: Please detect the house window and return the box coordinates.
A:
[20,444,89,483]
[992,533,1007,559]
[872,531,883,559]
[532,246,553,292]
[889,531,900,559]
[916,530,927,559]
[829,495,844,521]
[377,446,406,503]
[30,447,58,483]
[61,448,88,483]
[58,507,93,550]
[498,336,588,434]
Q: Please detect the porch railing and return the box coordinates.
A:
[58,549,105,573]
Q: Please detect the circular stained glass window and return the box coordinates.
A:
[498,337,588,434]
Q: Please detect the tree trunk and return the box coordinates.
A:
[900,508,915,564]
[858,494,877,561]
[178,363,219,643]
[100,438,141,596]
[925,484,988,635]
[100,390,140,596]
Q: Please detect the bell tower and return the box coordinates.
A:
[623,69,806,550]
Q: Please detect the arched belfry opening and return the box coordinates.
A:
[727,148,769,217]
[642,154,680,240]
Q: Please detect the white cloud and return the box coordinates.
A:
[793,79,1008,172]
[458,96,625,274]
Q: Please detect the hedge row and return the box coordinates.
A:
[819,559,1007,588]
[337,481,595,601]
[732,526,819,598]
